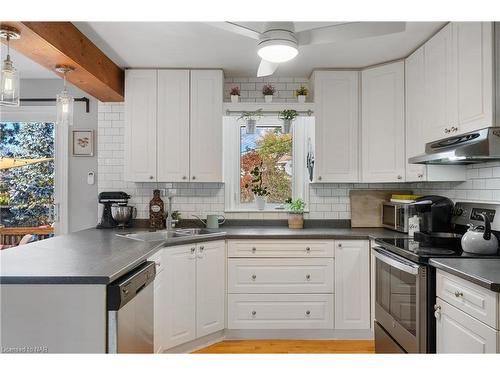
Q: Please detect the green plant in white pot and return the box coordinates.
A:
[245,162,269,210]
[238,108,262,134]
[286,198,306,229]
[295,85,308,103]
[278,109,298,134]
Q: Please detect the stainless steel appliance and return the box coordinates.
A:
[382,201,411,233]
[374,201,500,353]
[97,191,132,229]
[409,127,500,165]
[107,261,155,353]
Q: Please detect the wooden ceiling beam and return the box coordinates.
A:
[1,22,124,102]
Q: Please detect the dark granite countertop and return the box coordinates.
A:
[430,258,500,292]
[0,226,407,285]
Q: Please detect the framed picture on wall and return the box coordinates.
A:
[72,129,94,157]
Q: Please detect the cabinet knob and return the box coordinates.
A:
[149,176,154,180]
[444,128,450,134]
[155,261,161,268]
[251,310,257,316]
[306,246,311,252]
[199,245,204,251]
[190,247,196,254]
[451,126,458,132]
[338,243,342,248]
[454,291,463,298]
[397,175,402,180]
[192,176,196,180]
[251,274,257,280]
[306,310,311,316]
[305,274,311,281]
[251,247,256,253]
[417,173,424,178]
[182,176,187,180]
[318,176,322,181]
[434,304,441,320]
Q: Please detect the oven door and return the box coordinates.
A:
[372,246,429,353]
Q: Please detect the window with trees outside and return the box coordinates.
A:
[224,115,313,211]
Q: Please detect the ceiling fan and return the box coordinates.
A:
[208,22,406,77]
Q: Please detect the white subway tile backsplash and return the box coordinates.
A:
[99,101,500,222]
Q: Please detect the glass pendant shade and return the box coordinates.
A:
[56,88,74,127]
[0,55,20,106]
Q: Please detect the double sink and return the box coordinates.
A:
[116,228,222,242]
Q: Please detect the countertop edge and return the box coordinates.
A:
[429,259,500,292]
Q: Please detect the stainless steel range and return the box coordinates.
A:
[373,200,500,353]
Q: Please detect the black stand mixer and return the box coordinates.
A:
[97,191,132,229]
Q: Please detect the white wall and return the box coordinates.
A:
[19,79,98,232]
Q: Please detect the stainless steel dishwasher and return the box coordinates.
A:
[107,261,156,353]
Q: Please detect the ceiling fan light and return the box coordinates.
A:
[257,40,298,63]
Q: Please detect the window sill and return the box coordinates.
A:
[224,209,309,213]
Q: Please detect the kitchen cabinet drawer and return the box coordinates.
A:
[227,294,334,329]
[437,270,498,329]
[228,258,334,294]
[227,240,334,258]
[436,298,498,353]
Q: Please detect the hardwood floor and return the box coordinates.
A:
[193,340,375,354]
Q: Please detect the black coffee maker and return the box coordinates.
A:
[97,191,131,229]
[411,195,460,247]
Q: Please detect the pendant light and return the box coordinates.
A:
[0,26,21,107]
[55,65,75,127]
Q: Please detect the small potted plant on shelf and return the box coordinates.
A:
[245,162,269,210]
[286,198,306,229]
[262,83,275,103]
[295,85,308,103]
[278,109,298,134]
[238,108,262,134]
[230,86,240,103]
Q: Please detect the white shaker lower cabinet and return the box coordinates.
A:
[158,240,225,351]
[196,241,226,337]
[334,240,370,329]
[311,70,360,183]
[436,298,498,353]
[361,61,405,182]
[435,270,500,353]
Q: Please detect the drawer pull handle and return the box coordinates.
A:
[306,247,311,252]
[251,247,256,253]
[306,310,311,316]
[454,291,463,298]
[306,274,311,281]
[251,310,257,316]
[251,274,257,280]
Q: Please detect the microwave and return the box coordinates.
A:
[382,202,411,233]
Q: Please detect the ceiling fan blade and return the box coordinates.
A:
[257,59,279,77]
[205,22,264,40]
[297,22,406,45]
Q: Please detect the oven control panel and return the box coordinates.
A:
[452,202,500,230]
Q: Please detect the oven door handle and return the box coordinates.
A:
[372,246,421,275]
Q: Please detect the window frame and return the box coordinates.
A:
[223,115,311,212]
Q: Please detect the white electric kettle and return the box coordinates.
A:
[461,213,499,255]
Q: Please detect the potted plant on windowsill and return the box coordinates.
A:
[230,86,240,103]
[286,198,306,229]
[278,109,298,134]
[295,85,308,103]
[238,109,262,134]
[245,162,269,210]
[262,83,275,103]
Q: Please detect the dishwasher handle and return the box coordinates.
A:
[107,261,156,311]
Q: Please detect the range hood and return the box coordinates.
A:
[409,127,500,165]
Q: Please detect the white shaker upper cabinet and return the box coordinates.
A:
[157,70,190,182]
[423,23,456,143]
[405,47,466,182]
[189,70,223,182]
[361,61,405,183]
[312,71,360,183]
[454,22,493,134]
[124,69,158,182]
